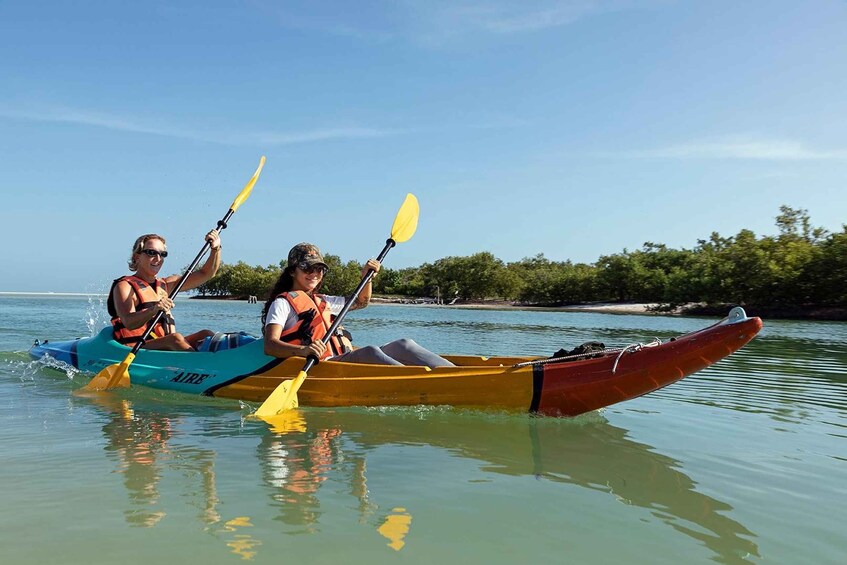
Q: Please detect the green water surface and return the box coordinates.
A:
[1,295,845,564]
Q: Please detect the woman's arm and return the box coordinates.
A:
[350,258,381,311]
[176,230,222,291]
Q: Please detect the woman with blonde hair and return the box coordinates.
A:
[107,231,222,351]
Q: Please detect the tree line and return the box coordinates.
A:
[194,206,847,317]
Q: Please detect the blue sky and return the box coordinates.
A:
[2,0,846,293]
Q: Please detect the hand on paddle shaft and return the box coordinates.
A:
[254,194,419,419]
[82,157,266,392]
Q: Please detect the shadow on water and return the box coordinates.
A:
[80,392,759,563]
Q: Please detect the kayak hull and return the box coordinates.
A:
[29,307,762,417]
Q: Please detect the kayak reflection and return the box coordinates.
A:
[266,409,760,562]
[85,396,758,562]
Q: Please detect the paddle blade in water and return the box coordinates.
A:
[390,193,419,243]
[254,373,303,417]
[83,353,135,391]
[230,156,266,212]
[257,410,308,434]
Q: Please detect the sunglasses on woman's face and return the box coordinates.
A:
[140,249,168,258]
[298,262,327,276]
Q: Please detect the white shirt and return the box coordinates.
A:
[265,294,346,330]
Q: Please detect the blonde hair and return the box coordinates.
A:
[129,234,167,271]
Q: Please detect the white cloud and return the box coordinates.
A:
[0,105,398,146]
[256,0,625,44]
[0,105,187,138]
[247,127,399,145]
[439,1,609,34]
[0,102,526,145]
[617,137,847,161]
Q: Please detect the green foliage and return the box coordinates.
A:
[509,255,572,304]
[193,207,846,311]
[321,254,364,296]
[802,225,847,306]
[195,261,279,300]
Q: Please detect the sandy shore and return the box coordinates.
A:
[370,298,661,315]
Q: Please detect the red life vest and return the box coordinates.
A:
[276,291,353,358]
[107,275,174,345]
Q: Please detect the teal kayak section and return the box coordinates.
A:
[30,327,275,395]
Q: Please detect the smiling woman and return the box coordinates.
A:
[260,242,452,368]
[107,231,223,351]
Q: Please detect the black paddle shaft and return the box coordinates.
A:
[301,238,396,373]
[127,209,235,356]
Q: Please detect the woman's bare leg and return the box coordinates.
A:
[142,333,195,351]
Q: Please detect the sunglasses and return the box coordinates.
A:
[298,262,327,276]
[139,249,169,258]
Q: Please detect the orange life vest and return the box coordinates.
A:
[277,291,353,358]
[107,275,174,345]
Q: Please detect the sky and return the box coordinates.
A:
[1,0,846,293]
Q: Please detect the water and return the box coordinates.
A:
[1,294,845,564]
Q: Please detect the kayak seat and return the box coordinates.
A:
[197,331,259,352]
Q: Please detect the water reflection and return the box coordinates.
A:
[288,409,761,563]
[528,420,760,563]
[378,507,412,550]
[260,426,344,531]
[83,395,758,562]
[94,396,224,528]
[221,517,261,560]
[654,338,847,421]
[97,397,172,527]
[88,395,262,561]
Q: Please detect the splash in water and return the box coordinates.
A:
[85,284,110,336]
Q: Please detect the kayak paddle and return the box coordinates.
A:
[82,156,266,391]
[254,193,419,418]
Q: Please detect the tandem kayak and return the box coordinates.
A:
[29,307,762,417]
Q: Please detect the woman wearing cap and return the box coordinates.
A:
[107,231,222,351]
[261,243,454,368]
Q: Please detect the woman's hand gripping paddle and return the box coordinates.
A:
[82,157,266,392]
[254,193,419,418]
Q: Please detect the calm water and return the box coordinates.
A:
[1,295,845,564]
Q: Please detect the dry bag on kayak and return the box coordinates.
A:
[197,331,258,352]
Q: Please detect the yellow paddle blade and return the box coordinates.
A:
[82,353,135,391]
[230,156,266,212]
[390,193,419,243]
[253,371,306,417]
